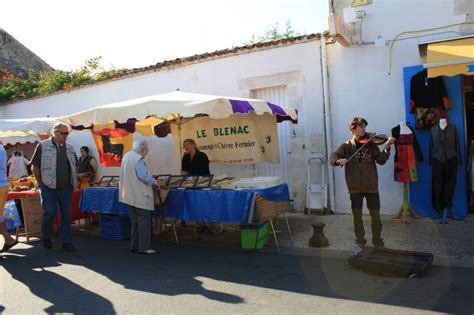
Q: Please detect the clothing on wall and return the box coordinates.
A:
[391,123,423,183]
[429,124,461,165]
[410,69,450,130]
[429,124,461,212]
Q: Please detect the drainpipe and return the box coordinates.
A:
[320,38,336,213]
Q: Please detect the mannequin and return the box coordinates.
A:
[391,121,424,223]
[439,118,447,130]
[399,121,412,134]
[430,118,461,224]
[436,118,446,222]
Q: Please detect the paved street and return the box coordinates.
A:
[1,233,473,314]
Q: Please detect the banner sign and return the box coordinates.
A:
[171,113,280,164]
[92,128,133,167]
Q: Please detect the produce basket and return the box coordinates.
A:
[253,195,292,221]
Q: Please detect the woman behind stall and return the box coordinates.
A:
[180,139,210,176]
[180,139,223,234]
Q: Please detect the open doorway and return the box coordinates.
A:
[464,75,474,212]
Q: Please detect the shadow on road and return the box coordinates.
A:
[1,234,473,314]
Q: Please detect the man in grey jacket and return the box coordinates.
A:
[31,122,78,251]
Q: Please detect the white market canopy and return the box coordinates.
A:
[0,91,297,149]
[0,117,60,145]
[0,117,60,133]
[62,91,298,164]
[61,91,298,128]
[0,130,40,145]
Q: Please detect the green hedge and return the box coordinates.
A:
[0,57,120,104]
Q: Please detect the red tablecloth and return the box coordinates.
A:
[71,191,86,221]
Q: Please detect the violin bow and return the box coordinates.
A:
[342,134,376,166]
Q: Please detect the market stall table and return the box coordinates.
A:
[7,190,85,221]
[7,190,40,200]
[80,184,290,222]
[5,191,41,241]
[79,187,129,215]
[6,190,88,242]
[79,184,292,250]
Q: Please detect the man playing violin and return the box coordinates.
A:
[330,117,396,254]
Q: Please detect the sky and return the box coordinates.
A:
[1,0,329,71]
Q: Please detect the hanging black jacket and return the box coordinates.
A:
[409,69,450,113]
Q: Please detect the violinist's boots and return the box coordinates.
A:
[439,209,449,225]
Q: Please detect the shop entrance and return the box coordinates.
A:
[463,75,474,212]
[252,86,293,196]
[403,65,468,218]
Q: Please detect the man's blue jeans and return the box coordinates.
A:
[40,185,73,244]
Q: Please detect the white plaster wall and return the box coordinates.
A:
[328,0,472,213]
[0,40,324,211]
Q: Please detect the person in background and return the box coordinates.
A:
[330,117,395,255]
[31,122,78,251]
[119,140,157,254]
[77,146,98,186]
[181,139,210,176]
[0,142,19,258]
[7,150,30,179]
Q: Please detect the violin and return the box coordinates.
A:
[357,132,389,145]
[337,132,396,167]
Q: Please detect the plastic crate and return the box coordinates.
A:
[99,214,131,240]
[240,221,269,249]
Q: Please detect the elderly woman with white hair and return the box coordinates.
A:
[119,140,157,254]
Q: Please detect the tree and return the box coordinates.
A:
[245,19,302,45]
[0,56,120,104]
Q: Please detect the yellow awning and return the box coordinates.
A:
[425,36,474,78]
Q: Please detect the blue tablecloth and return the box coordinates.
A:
[79,184,290,223]
[79,187,129,215]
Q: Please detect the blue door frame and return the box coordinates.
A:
[403,65,468,218]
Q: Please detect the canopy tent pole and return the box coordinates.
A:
[171,114,184,160]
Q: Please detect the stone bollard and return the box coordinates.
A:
[309,222,329,248]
